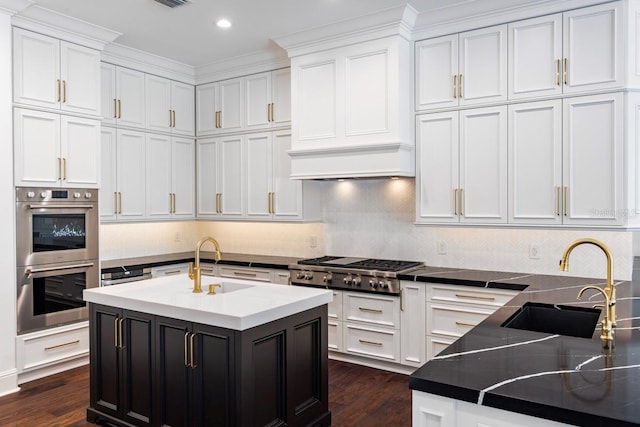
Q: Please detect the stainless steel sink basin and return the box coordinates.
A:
[501,302,601,338]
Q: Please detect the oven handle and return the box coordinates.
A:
[27,262,95,277]
[28,204,94,209]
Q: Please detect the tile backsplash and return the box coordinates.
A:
[101,178,635,280]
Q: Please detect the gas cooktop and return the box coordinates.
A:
[297,256,423,272]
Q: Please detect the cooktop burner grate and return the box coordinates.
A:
[297,256,422,272]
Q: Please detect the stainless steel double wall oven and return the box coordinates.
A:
[16,187,99,334]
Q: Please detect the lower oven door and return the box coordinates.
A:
[17,260,99,334]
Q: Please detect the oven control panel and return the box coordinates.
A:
[17,187,97,202]
[290,267,400,295]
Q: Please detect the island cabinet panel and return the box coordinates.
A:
[87,304,330,427]
[89,304,155,427]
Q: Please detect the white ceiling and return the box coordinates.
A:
[24,0,540,68]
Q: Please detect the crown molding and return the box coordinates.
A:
[273,4,417,58]
[0,0,30,15]
[11,4,120,50]
[102,42,195,84]
[195,47,290,85]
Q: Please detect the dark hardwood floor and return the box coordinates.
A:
[0,360,411,427]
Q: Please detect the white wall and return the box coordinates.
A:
[101,178,634,281]
[0,11,19,397]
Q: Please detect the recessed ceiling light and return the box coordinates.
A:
[216,19,232,29]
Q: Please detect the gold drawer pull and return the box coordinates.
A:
[162,269,182,275]
[455,293,495,302]
[44,339,80,351]
[455,321,476,328]
[359,339,383,347]
[233,271,257,277]
[184,332,190,367]
[358,307,383,314]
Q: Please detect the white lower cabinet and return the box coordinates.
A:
[328,291,343,352]
[426,284,517,361]
[400,281,426,367]
[413,391,569,427]
[16,321,89,384]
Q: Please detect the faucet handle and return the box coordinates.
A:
[188,262,195,280]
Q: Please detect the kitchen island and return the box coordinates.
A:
[405,267,640,426]
[83,274,333,427]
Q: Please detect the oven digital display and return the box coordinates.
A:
[32,214,86,252]
[51,190,68,199]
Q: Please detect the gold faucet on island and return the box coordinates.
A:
[559,238,616,346]
[189,237,222,293]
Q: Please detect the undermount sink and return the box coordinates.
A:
[209,281,254,294]
[501,302,601,338]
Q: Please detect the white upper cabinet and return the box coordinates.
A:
[13,28,100,116]
[509,2,623,100]
[14,108,100,188]
[196,78,243,136]
[101,64,146,128]
[246,132,273,218]
[245,68,292,131]
[416,106,507,224]
[416,25,507,110]
[145,75,194,135]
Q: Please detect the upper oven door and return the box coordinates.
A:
[16,191,98,267]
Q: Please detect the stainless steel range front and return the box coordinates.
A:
[289,256,423,295]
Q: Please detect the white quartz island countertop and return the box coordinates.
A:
[83,274,333,330]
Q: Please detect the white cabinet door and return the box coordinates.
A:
[272,130,303,220]
[246,132,272,219]
[219,78,243,133]
[100,127,117,222]
[219,135,244,218]
[116,129,146,221]
[171,81,195,136]
[563,93,623,225]
[171,137,195,218]
[13,28,60,109]
[508,14,562,99]
[295,58,337,142]
[416,112,459,223]
[145,133,172,220]
[415,35,458,110]
[458,25,507,106]
[116,67,146,129]
[271,68,291,127]
[61,115,100,188]
[59,41,100,115]
[562,2,623,93]
[100,63,117,124]
[508,100,562,224]
[196,82,217,136]
[400,281,425,367]
[14,108,60,186]
[196,138,219,218]
[459,106,507,223]
[245,72,271,130]
[145,74,172,134]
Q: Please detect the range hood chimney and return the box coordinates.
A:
[273,5,417,180]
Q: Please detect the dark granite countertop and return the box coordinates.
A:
[405,268,640,426]
[101,252,300,273]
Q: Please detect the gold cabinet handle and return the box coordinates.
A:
[455,321,476,328]
[169,110,173,127]
[62,80,66,103]
[118,192,122,214]
[114,192,118,215]
[270,103,275,122]
[114,317,120,348]
[358,307,383,314]
[563,58,568,85]
[57,79,61,102]
[184,332,190,367]
[172,110,176,127]
[459,188,464,216]
[189,332,196,369]
[233,271,257,278]
[453,188,458,215]
[453,75,457,99]
[118,99,122,118]
[267,104,271,122]
[555,59,560,86]
[173,193,176,213]
[555,187,560,216]
[62,158,66,180]
[113,99,117,118]
[57,157,62,180]
[563,186,568,216]
[359,339,383,347]
[44,340,80,351]
[455,293,495,301]
[217,111,222,128]
[118,318,125,349]
[400,287,405,312]
[459,74,463,98]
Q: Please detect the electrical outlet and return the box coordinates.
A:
[174,232,181,243]
[310,235,317,248]
[437,240,447,255]
[529,243,540,259]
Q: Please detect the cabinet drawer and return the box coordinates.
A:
[151,263,189,278]
[199,263,218,276]
[328,291,343,320]
[429,285,516,308]
[17,322,89,372]
[328,320,343,352]
[427,303,494,338]
[219,266,271,282]
[344,292,400,328]
[426,334,456,361]
[344,323,400,362]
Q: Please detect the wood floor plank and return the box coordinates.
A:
[0,360,411,426]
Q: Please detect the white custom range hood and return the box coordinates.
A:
[274,6,416,179]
